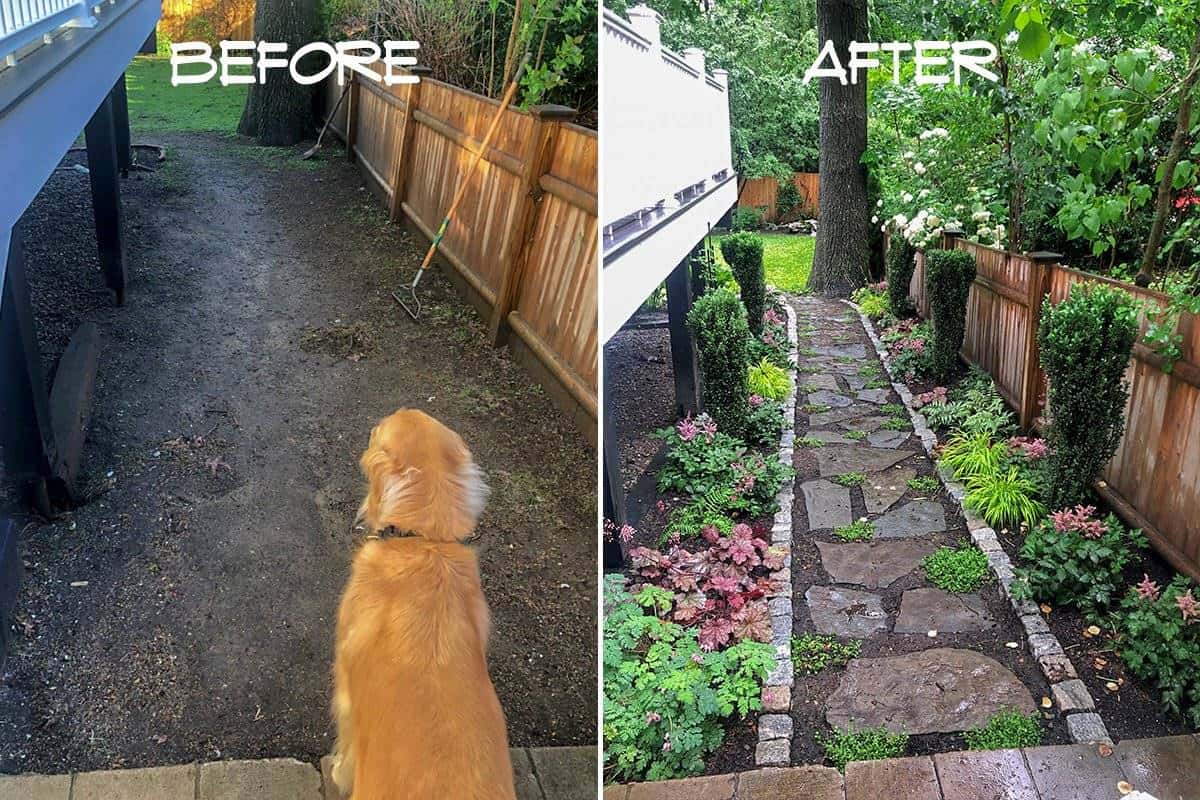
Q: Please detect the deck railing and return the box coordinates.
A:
[0,0,96,64]
[601,4,733,230]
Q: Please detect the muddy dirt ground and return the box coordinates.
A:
[0,134,596,773]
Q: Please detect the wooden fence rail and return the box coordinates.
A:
[738,172,819,222]
[894,233,1200,581]
[323,68,598,441]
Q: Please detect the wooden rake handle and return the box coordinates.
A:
[413,54,532,281]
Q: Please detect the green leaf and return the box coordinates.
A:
[1017,21,1051,60]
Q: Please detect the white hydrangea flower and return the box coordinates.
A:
[918,189,930,199]
[871,215,879,224]
[914,163,927,175]
[928,215,941,227]
[877,199,884,207]
[901,192,914,203]
[971,210,991,222]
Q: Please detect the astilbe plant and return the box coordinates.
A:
[1115,574,1200,727]
[653,414,744,498]
[1038,283,1138,507]
[1012,506,1146,611]
[603,577,774,783]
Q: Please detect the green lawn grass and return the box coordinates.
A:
[126,56,248,133]
[713,232,815,293]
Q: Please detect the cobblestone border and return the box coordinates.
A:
[844,300,1110,745]
[755,295,800,767]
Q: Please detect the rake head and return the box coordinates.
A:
[392,285,422,320]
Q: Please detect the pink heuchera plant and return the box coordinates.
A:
[1049,505,1106,539]
[1135,574,1161,601]
[913,387,948,408]
[1009,436,1050,459]
[699,617,736,651]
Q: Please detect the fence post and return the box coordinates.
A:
[343,71,362,164]
[389,66,433,222]
[1020,251,1060,430]
[941,225,963,250]
[488,104,577,345]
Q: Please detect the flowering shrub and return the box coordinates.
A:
[882,320,934,382]
[1008,436,1049,460]
[1012,507,1146,611]
[603,577,774,782]
[1115,574,1200,727]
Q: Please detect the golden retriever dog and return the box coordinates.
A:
[330,409,515,800]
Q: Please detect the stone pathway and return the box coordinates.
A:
[783,296,1045,755]
[0,746,594,800]
[607,735,1200,800]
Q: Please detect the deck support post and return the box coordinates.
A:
[0,226,58,516]
[112,72,131,176]
[602,367,625,568]
[666,246,700,418]
[84,92,127,304]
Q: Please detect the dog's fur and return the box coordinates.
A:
[331,409,515,800]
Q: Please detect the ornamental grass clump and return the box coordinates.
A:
[925,249,977,381]
[688,288,751,437]
[886,238,917,317]
[1038,283,1138,508]
[720,232,766,336]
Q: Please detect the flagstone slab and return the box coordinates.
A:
[844,375,869,391]
[841,415,885,433]
[816,446,911,477]
[862,467,916,513]
[894,588,996,633]
[867,429,911,449]
[802,480,853,530]
[857,388,892,404]
[808,390,855,409]
[826,649,1035,734]
[805,430,855,445]
[816,540,936,588]
[814,343,868,359]
[873,500,947,539]
[805,586,888,637]
[810,406,877,427]
[802,373,842,391]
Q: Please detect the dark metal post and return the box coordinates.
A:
[602,366,625,569]
[112,73,132,176]
[85,93,127,304]
[666,247,700,418]
[0,226,57,515]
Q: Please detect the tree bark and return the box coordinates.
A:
[809,0,870,296]
[1136,25,1200,287]
[237,0,318,146]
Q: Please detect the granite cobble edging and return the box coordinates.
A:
[755,296,801,767]
[607,734,1200,799]
[0,746,595,800]
[846,300,1109,746]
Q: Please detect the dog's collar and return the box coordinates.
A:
[362,526,482,544]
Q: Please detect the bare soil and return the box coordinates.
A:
[0,134,596,774]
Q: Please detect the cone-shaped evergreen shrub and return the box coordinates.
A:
[688,288,751,436]
[1038,283,1138,507]
[926,249,977,381]
[720,232,766,336]
[886,238,917,317]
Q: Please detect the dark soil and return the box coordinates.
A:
[0,134,596,774]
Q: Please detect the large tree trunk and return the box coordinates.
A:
[809,0,870,296]
[1135,25,1200,287]
[237,0,318,146]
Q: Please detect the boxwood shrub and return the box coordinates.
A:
[925,249,976,381]
[688,287,751,436]
[720,232,766,336]
[886,238,917,317]
[1038,282,1138,507]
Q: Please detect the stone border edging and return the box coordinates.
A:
[844,299,1110,746]
[755,295,801,767]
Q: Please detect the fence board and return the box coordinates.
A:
[323,69,597,436]
[891,234,1200,580]
[160,0,254,42]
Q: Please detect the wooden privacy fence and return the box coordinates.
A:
[322,66,598,439]
[159,0,254,42]
[895,232,1200,581]
[738,172,819,222]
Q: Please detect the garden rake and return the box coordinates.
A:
[393,54,530,320]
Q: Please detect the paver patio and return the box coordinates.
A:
[0,745,595,799]
[608,735,1200,799]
